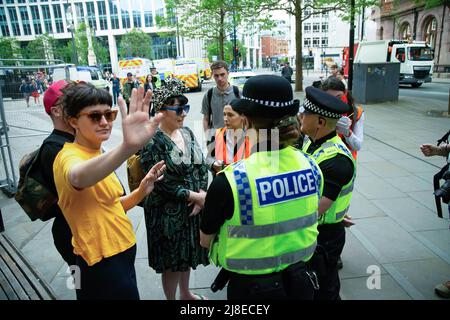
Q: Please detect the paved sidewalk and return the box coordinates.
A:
[0,80,449,300]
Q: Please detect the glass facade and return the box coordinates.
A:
[30,5,42,35]
[52,4,64,34]
[143,1,153,27]
[41,4,52,34]
[120,1,130,29]
[75,2,84,26]
[97,1,107,30]
[109,0,119,29]
[131,0,141,28]
[86,2,97,30]
[152,34,176,59]
[0,7,9,36]
[8,7,20,36]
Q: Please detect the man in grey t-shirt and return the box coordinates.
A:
[201,61,240,133]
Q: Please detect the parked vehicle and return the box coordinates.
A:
[52,65,110,91]
[229,70,256,90]
[350,40,434,88]
[173,61,202,91]
[118,57,152,85]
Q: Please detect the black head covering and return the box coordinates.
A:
[230,75,299,118]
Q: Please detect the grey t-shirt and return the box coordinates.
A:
[201,85,239,129]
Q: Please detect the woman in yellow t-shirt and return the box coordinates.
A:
[53,82,165,300]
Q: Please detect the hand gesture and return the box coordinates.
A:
[117,87,163,153]
[336,116,352,137]
[342,214,355,228]
[188,189,207,217]
[420,144,440,157]
[137,160,165,197]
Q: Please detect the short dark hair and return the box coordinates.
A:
[127,72,133,76]
[164,95,188,107]
[211,60,229,72]
[62,82,112,119]
[321,76,345,93]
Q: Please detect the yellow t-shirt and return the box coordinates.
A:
[53,142,136,266]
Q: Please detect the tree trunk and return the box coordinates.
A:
[219,8,225,60]
[295,0,303,92]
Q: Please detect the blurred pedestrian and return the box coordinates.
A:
[281,62,293,83]
[122,72,139,113]
[111,74,121,107]
[30,79,40,105]
[19,80,32,108]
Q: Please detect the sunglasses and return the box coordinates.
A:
[160,104,190,116]
[77,109,118,123]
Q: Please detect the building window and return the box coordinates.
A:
[423,16,437,49]
[131,0,141,28]
[97,1,108,30]
[0,8,10,36]
[75,3,84,26]
[30,6,42,35]
[313,23,320,33]
[321,37,328,47]
[399,22,411,41]
[41,5,52,34]
[304,38,311,47]
[86,2,97,30]
[155,0,165,23]
[313,37,320,47]
[108,0,119,29]
[52,4,64,33]
[322,23,328,33]
[8,7,21,36]
[304,23,311,33]
[20,7,33,35]
[143,2,153,27]
[120,1,131,29]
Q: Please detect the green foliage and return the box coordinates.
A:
[0,38,20,65]
[163,0,276,59]
[23,34,56,61]
[206,39,247,64]
[118,29,153,59]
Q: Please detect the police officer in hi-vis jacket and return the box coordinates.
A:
[300,86,355,300]
[200,75,324,300]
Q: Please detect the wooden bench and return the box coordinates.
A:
[0,233,56,300]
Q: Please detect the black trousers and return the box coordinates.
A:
[311,222,346,300]
[75,245,140,300]
[227,260,314,300]
[52,214,77,267]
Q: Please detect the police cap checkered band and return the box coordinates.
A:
[242,96,296,108]
[303,97,342,119]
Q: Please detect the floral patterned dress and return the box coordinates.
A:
[140,127,209,273]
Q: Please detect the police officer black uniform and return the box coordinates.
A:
[200,75,324,300]
[299,86,355,300]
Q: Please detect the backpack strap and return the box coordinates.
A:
[232,85,240,98]
[207,87,214,128]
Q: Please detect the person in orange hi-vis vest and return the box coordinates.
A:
[206,104,251,175]
[321,77,364,160]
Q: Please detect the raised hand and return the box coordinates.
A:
[137,160,166,197]
[117,87,163,153]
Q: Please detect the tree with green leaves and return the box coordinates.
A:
[118,29,153,59]
[0,38,20,66]
[162,0,275,62]
[206,39,247,64]
[260,0,378,91]
[23,34,57,61]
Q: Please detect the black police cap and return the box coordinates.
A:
[302,86,352,118]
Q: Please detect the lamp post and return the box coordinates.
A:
[65,4,78,65]
[166,41,172,58]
